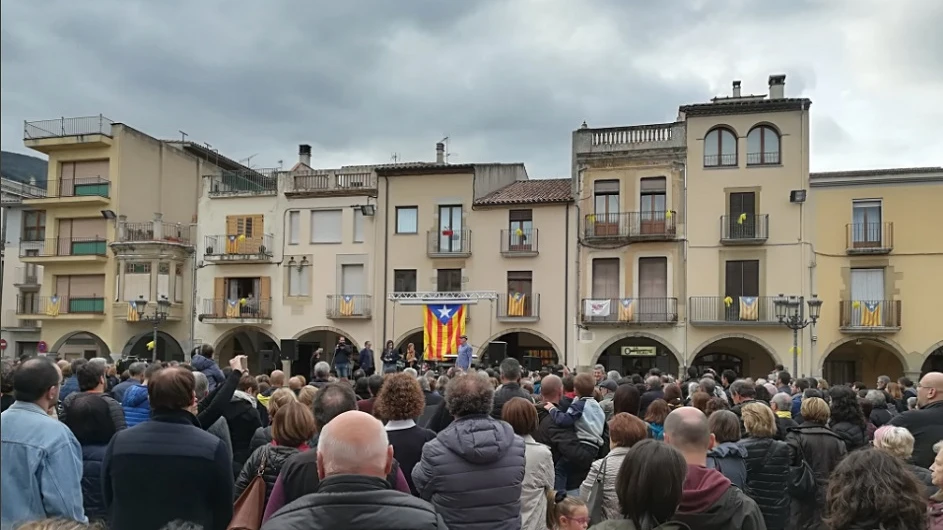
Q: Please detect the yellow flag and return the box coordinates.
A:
[147,340,155,350]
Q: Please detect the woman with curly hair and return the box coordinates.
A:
[373,372,436,495]
[828,386,868,452]
[825,448,926,530]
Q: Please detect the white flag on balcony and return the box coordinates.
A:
[584,299,611,317]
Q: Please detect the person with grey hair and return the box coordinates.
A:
[639,374,665,418]
[403,367,418,379]
[263,411,447,530]
[492,358,530,419]
[866,388,893,428]
[419,376,442,407]
[412,375,525,530]
[110,361,146,404]
[310,361,331,389]
[770,392,798,440]
[193,372,233,463]
[606,370,621,382]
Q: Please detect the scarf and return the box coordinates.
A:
[776,410,792,419]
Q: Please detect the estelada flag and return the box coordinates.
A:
[423,303,466,362]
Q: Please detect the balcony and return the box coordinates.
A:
[581,297,679,326]
[839,300,901,333]
[500,228,538,257]
[19,237,109,263]
[13,267,40,291]
[116,220,193,245]
[23,115,113,153]
[497,293,540,322]
[2,311,39,331]
[206,168,278,197]
[846,223,893,255]
[16,295,106,320]
[704,153,738,167]
[720,214,769,245]
[199,298,272,324]
[325,295,373,319]
[582,211,677,242]
[574,122,685,156]
[285,170,378,197]
[747,151,781,166]
[204,234,274,263]
[427,229,472,258]
[23,177,110,207]
[689,296,780,326]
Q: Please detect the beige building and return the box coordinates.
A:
[10,116,221,361]
[194,143,577,373]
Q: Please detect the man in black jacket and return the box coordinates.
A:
[491,358,530,419]
[891,371,943,468]
[262,410,446,530]
[103,366,233,530]
[729,379,759,437]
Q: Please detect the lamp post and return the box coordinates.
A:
[773,293,823,376]
[134,295,171,362]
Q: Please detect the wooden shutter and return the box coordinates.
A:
[260,276,271,300]
[226,215,240,236]
[214,277,225,299]
[639,257,667,298]
[251,215,264,237]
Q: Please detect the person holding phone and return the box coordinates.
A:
[333,337,353,380]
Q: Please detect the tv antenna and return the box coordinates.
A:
[440,136,457,161]
[390,152,401,163]
[240,154,259,168]
[178,130,188,142]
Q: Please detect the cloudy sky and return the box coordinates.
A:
[2,0,940,177]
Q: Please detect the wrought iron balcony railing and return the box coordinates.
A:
[325,295,373,318]
[206,168,278,196]
[846,223,893,254]
[720,214,769,244]
[427,229,472,257]
[24,115,113,140]
[581,297,679,324]
[839,300,901,331]
[500,228,538,255]
[497,293,540,320]
[20,237,108,257]
[13,267,40,287]
[582,211,677,240]
[689,296,780,325]
[200,298,272,320]
[17,295,105,315]
[204,234,274,258]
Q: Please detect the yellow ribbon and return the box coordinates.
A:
[515,228,523,236]
[723,296,733,307]
[665,210,673,219]
[146,340,155,350]
[237,234,246,241]
[737,213,747,224]
[852,301,861,309]
[789,346,802,355]
[239,298,248,306]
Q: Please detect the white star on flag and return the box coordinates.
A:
[437,306,453,319]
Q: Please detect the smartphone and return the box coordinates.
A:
[240,356,248,372]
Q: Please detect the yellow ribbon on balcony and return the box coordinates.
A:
[146,340,155,351]
[738,213,748,225]
[789,346,801,355]
[515,228,524,237]
[723,296,733,307]
[665,210,673,219]
[587,214,596,223]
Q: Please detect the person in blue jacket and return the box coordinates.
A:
[190,345,225,392]
[122,362,164,427]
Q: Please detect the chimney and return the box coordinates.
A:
[768,74,786,99]
[298,144,312,167]
[435,142,445,164]
[732,80,742,98]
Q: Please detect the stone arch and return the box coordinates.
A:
[690,332,781,365]
[121,330,184,362]
[817,335,911,375]
[293,326,360,351]
[213,326,280,352]
[478,327,562,360]
[924,340,943,358]
[592,331,683,366]
[394,327,423,350]
[49,331,111,357]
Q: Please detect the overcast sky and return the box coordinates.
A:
[2,0,940,177]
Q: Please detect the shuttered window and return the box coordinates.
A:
[592,258,619,298]
[226,215,264,237]
[725,260,760,298]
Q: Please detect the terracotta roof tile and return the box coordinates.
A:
[474,178,572,206]
[679,97,812,117]
[810,167,943,178]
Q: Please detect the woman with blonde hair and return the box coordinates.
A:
[929,441,943,529]
[872,425,935,497]
[249,387,296,452]
[13,519,104,530]
[235,400,316,504]
[297,385,317,409]
[405,342,418,370]
[738,402,790,530]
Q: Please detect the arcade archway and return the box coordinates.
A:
[50,331,110,360]
[821,337,907,386]
[479,329,560,371]
[121,331,184,363]
[920,343,943,376]
[293,326,358,378]
[395,328,424,363]
[214,326,280,374]
[690,335,779,380]
[594,334,680,377]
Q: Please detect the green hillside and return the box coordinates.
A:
[1,151,48,186]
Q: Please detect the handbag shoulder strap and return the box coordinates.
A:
[256,446,269,477]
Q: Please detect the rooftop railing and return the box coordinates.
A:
[24,115,113,140]
[206,168,278,196]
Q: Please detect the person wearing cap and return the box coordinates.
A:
[456,336,473,371]
[598,380,618,422]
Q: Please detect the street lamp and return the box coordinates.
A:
[134,295,171,361]
[774,293,823,376]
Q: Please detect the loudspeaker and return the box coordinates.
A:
[488,341,508,364]
[259,350,277,374]
[280,339,298,362]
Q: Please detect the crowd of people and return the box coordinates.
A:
[1,345,943,530]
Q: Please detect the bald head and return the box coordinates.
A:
[317,410,392,480]
[664,407,711,453]
[540,374,563,401]
[288,376,303,391]
[270,370,285,387]
[919,372,943,407]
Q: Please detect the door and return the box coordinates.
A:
[341,264,364,294]
[729,192,756,239]
[852,200,882,248]
[506,271,533,316]
[438,205,463,252]
[593,181,620,236]
[508,210,533,251]
[436,269,462,292]
[725,260,760,321]
[590,258,619,321]
[850,268,884,327]
[639,257,668,321]
[639,177,667,235]
[226,214,265,253]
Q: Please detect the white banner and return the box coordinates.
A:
[584,299,611,317]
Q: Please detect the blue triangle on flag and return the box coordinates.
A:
[432,304,462,325]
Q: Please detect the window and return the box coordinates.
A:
[157,262,170,299]
[353,209,364,243]
[728,192,757,239]
[394,269,417,293]
[508,210,533,250]
[746,125,781,165]
[591,180,620,236]
[341,264,365,294]
[288,263,310,297]
[591,258,619,298]
[226,215,263,238]
[639,257,669,321]
[123,262,150,301]
[288,211,300,244]
[724,260,759,320]
[437,205,465,252]
[125,263,151,274]
[396,207,418,234]
[22,210,46,242]
[640,177,667,234]
[437,269,462,292]
[851,200,883,248]
[174,264,184,302]
[704,127,738,167]
[507,271,534,315]
[310,209,342,243]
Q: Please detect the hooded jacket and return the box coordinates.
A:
[121,383,150,427]
[222,390,263,475]
[739,436,790,530]
[234,444,304,505]
[785,423,847,530]
[250,425,274,454]
[830,420,867,452]
[706,441,748,490]
[412,414,526,530]
[191,354,226,392]
[673,464,765,530]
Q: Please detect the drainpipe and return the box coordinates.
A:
[681,160,688,377]
[563,202,570,367]
[381,175,391,343]
[573,167,585,369]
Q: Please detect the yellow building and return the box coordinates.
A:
[809,167,943,384]
[15,116,222,360]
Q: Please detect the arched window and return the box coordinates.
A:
[704,127,738,167]
[747,125,781,165]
